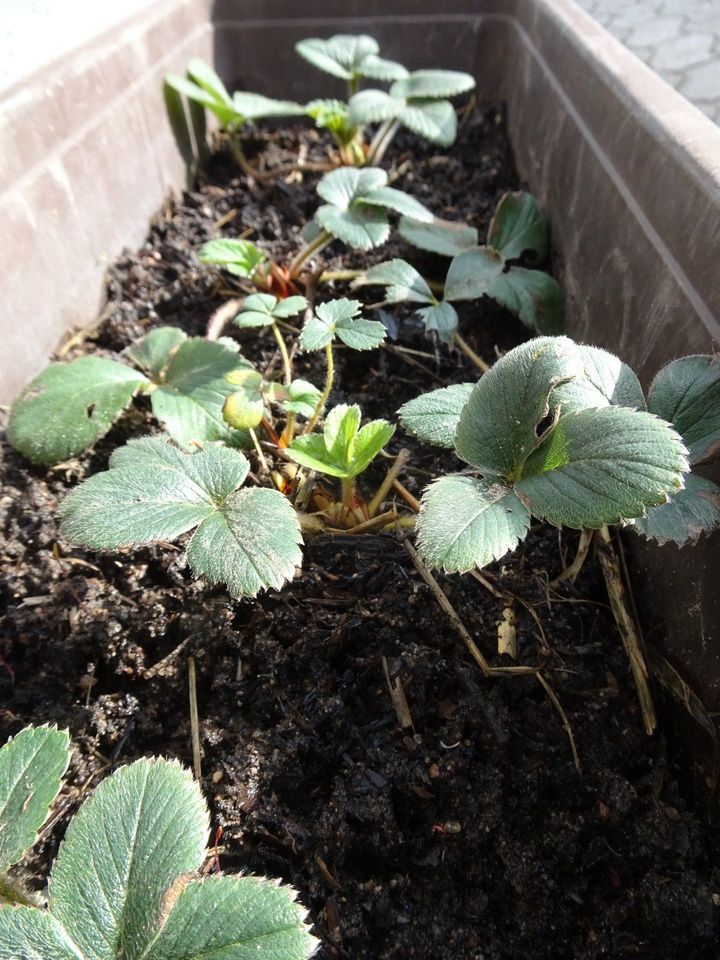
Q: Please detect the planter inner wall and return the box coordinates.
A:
[3,0,720,735]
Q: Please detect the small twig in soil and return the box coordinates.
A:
[392,479,421,513]
[596,524,656,735]
[550,528,595,587]
[536,671,582,774]
[206,297,243,341]
[382,655,415,732]
[57,300,119,357]
[188,655,202,781]
[368,448,410,517]
[383,343,447,384]
[453,331,490,373]
[143,636,191,679]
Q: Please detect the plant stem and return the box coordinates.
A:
[188,656,202,781]
[271,322,292,385]
[347,75,359,99]
[341,477,356,511]
[367,118,401,165]
[319,268,366,284]
[368,448,410,517]
[304,343,334,433]
[288,229,333,278]
[249,428,271,473]
[229,132,332,180]
[453,331,490,373]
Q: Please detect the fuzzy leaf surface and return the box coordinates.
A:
[390,69,475,100]
[0,909,80,960]
[8,357,148,465]
[417,476,531,573]
[198,238,266,277]
[0,726,70,873]
[295,34,379,80]
[399,383,473,448]
[454,337,583,478]
[186,486,302,597]
[143,875,317,960]
[361,186,432,222]
[647,355,720,464]
[364,259,435,304]
[50,758,208,960]
[487,191,549,261]
[300,299,385,352]
[234,293,306,328]
[515,406,688,528]
[59,438,250,549]
[399,98,457,145]
[398,216,478,256]
[552,344,646,413]
[632,473,720,546]
[316,167,387,207]
[487,268,564,334]
[443,246,504,302]
[315,202,389,249]
[124,327,187,379]
[348,89,405,125]
[150,338,252,447]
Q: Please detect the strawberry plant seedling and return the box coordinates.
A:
[0,733,316,960]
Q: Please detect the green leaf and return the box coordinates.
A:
[142,875,317,960]
[50,758,209,960]
[150,339,253,447]
[552,344,646,413]
[295,34,400,82]
[186,58,231,105]
[59,438,250,549]
[633,473,720,546]
[300,299,386,352]
[487,268,564,334]
[198,238,266,278]
[390,69,475,100]
[315,201,389,250]
[8,357,148,465]
[398,216,478,256]
[0,726,70,873]
[282,379,323,418]
[231,91,305,120]
[487,191,549,261]
[361,186,433,222]
[287,404,393,479]
[417,301,458,341]
[223,372,265,430]
[273,295,309,319]
[454,337,584,479]
[165,62,239,127]
[0,908,79,960]
[398,383,474,448]
[306,98,353,142]
[364,259,435,304]
[417,476,531,573]
[647,356,720,464]
[316,166,387,207]
[515,406,689,528]
[234,294,308,328]
[125,326,187,379]
[399,99,457,146]
[186,487,302,597]
[444,246,505,301]
[360,54,408,82]
[348,89,404,125]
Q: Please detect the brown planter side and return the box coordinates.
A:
[2,2,720,723]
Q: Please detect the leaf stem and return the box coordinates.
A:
[271,322,292,386]
[341,477,356,511]
[304,343,334,433]
[318,268,365,284]
[453,331,490,373]
[288,229,334,279]
[250,427,271,473]
[368,448,410,517]
[367,118,401,165]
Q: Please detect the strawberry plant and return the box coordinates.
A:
[365,191,563,351]
[0,730,316,959]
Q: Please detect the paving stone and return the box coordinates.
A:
[626,17,685,47]
[680,59,720,100]
[652,33,714,71]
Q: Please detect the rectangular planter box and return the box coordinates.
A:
[2,1,719,743]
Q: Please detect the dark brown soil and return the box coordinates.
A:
[1,106,718,959]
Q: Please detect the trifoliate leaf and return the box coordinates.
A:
[296,34,380,80]
[647,355,720,464]
[231,91,305,120]
[390,69,475,100]
[398,383,474,448]
[348,89,405,125]
[306,98,353,141]
[398,216,478,256]
[552,344,646,413]
[234,293,278,327]
[399,98,457,146]
[186,486,302,597]
[515,406,689,528]
[360,54,408,82]
[8,357,148,465]
[0,726,70,873]
[50,758,209,960]
[364,259,435,304]
[198,238,266,278]
[487,268,564,334]
[315,201,390,250]
[417,301,459,341]
[300,299,386,352]
[281,379,323,418]
[417,475,531,573]
[444,246,504,301]
[125,326,187,379]
[317,166,387,207]
[287,404,394,479]
[59,438,250,548]
[360,186,433,222]
[150,338,253,447]
[487,191,549,261]
[454,337,584,478]
[632,473,720,546]
[273,295,309,318]
[142,875,317,960]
